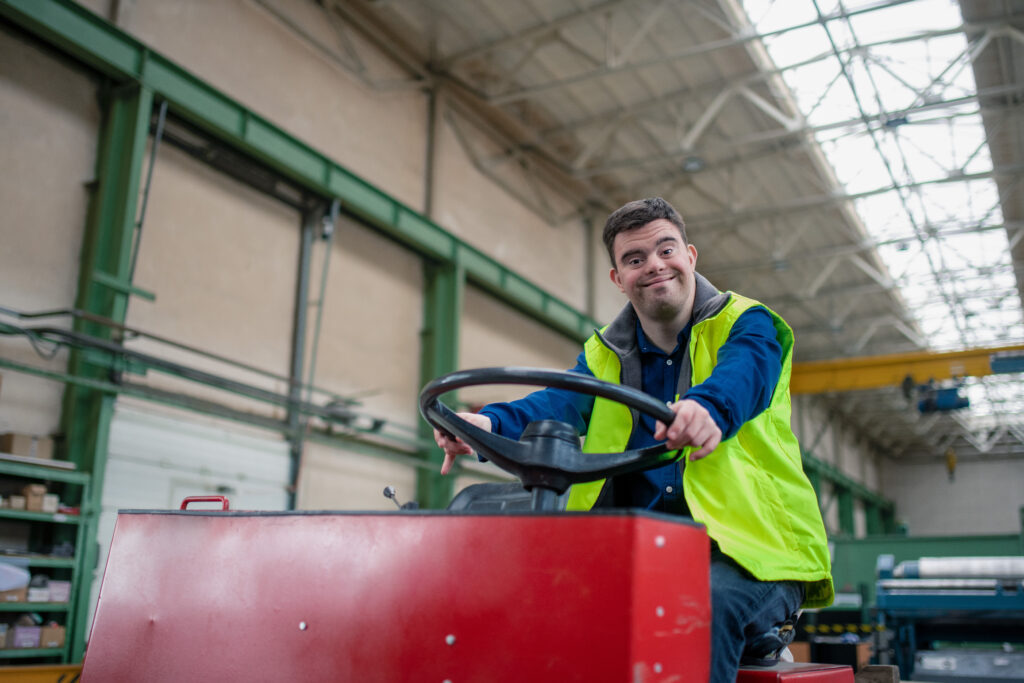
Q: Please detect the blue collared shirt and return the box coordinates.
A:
[479,307,783,514]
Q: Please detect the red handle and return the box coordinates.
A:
[180,495,230,510]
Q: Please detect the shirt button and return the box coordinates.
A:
[665,485,674,493]
[666,359,673,366]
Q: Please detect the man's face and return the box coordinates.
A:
[609,219,698,322]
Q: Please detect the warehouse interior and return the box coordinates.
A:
[0,0,1022,680]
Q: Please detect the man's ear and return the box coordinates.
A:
[687,242,698,264]
[609,267,625,293]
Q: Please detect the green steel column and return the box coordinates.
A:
[806,468,821,504]
[62,82,153,467]
[837,486,855,537]
[59,83,153,661]
[865,502,883,536]
[417,260,464,509]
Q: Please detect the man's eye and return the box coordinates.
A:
[629,258,642,266]
[662,247,674,256]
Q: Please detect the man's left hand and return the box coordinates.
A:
[654,399,722,461]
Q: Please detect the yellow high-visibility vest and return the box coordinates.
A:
[567,292,834,608]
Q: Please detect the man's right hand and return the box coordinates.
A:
[435,412,493,475]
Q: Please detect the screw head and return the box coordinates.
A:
[445,634,456,646]
[299,621,308,631]
[655,535,666,547]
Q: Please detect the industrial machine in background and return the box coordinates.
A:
[876,554,1024,681]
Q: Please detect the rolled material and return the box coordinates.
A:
[894,556,1024,579]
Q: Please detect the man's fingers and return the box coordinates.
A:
[657,400,722,458]
[688,429,721,461]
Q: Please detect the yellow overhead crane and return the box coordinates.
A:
[790,344,1024,395]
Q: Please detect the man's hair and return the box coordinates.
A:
[602,197,687,266]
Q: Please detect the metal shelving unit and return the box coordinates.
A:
[0,459,91,663]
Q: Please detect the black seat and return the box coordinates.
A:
[447,482,569,512]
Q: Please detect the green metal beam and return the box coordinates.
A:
[417,261,464,509]
[802,450,894,513]
[0,0,599,344]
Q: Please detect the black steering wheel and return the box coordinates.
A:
[419,367,682,510]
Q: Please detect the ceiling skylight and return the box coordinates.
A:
[743,0,1024,435]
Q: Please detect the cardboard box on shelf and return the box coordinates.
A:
[0,623,8,649]
[39,624,65,649]
[47,580,71,603]
[789,641,811,662]
[21,484,47,512]
[41,494,59,513]
[10,624,40,648]
[7,496,25,511]
[0,587,27,603]
[27,576,49,603]
[0,433,53,460]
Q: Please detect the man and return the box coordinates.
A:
[434,197,833,683]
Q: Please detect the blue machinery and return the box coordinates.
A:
[875,555,1024,681]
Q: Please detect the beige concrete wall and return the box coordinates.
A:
[289,217,424,505]
[459,286,582,407]
[111,0,427,212]
[303,216,424,424]
[296,441,417,511]
[433,109,589,311]
[124,143,299,418]
[93,0,594,314]
[882,457,1024,535]
[0,28,99,436]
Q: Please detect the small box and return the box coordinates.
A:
[7,496,25,510]
[41,494,59,514]
[47,580,71,603]
[39,624,65,649]
[788,641,810,662]
[0,587,27,603]
[22,484,46,512]
[27,586,48,602]
[0,623,8,649]
[10,625,40,648]
[0,433,53,460]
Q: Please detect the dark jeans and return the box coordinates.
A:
[709,549,804,683]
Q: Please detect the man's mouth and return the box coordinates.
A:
[642,275,676,287]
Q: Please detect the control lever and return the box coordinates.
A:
[382,486,419,510]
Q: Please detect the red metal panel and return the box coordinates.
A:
[82,511,710,682]
[736,662,855,682]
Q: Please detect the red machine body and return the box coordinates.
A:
[81,509,712,682]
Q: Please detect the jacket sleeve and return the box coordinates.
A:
[684,307,783,440]
[478,351,596,440]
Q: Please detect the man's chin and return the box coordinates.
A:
[639,299,683,321]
